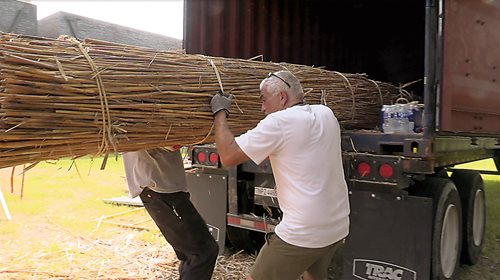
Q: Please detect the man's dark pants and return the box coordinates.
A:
[140,187,219,280]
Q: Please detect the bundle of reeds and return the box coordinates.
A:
[0,33,403,169]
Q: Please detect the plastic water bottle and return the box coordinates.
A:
[413,103,424,133]
[382,105,394,133]
[380,105,385,132]
[407,102,416,133]
[381,105,391,133]
[392,104,408,133]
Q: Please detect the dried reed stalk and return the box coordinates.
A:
[0,33,403,169]
[1,216,254,279]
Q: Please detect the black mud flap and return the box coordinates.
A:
[342,190,432,280]
[186,171,228,255]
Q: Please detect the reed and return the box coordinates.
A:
[0,33,405,169]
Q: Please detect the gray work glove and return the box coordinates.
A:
[210,92,233,117]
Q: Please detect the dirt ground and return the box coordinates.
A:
[0,163,254,280]
[0,162,499,279]
[1,201,498,280]
[0,202,254,280]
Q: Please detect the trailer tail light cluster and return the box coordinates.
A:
[354,159,397,181]
[191,145,220,168]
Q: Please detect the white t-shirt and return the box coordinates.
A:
[235,104,350,248]
[122,148,188,198]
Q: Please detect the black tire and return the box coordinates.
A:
[226,226,265,255]
[450,170,486,265]
[414,178,463,280]
[435,168,450,178]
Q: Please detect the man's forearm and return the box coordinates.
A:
[214,112,249,166]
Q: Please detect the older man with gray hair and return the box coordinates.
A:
[210,70,350,280]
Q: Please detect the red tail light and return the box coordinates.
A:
[209,152,219,164]
[379,163,394,179]
[356,162,371,177]
[196,151,207,163]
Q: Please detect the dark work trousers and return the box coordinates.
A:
[139,187,219,280]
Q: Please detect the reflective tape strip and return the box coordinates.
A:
[227,215,275,232]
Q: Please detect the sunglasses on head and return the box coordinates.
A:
[267,72,291,88]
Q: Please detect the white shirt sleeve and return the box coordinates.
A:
[235,115,283,165]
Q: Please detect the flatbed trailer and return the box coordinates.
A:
[182,0,500,279]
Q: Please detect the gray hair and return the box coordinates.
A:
[259,70,304,100]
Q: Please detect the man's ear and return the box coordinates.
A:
[280,91,288,104]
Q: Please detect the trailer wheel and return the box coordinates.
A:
[415,178,462,280]
[450,170,486,265]
[226,226,265,255]
[435,168,450,178]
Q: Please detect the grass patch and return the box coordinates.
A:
[0,156,175,278]
[0,222,19,235]
[0,155,159,237]
[483,177,500,253]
